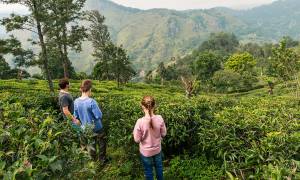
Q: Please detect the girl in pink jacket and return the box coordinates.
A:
[133,96,167,180]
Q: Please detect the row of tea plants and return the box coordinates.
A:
[0,80,299,179]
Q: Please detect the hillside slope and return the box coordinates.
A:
[85,0,300,71]
[1,0,300,74]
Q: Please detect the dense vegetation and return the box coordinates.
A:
[0,80,299,179]
[0,1,300,179]
[147,33,300,97]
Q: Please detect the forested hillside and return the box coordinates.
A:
[84,0,300,71]
[1,0,300,73]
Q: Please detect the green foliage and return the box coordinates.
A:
[92,43,136,85]
[0,77,299,179]
[0,57,11,79]
[31,73,44,80]
[198,97,300,178]
[199,32,239,56]
[44,0,87,79]
[283,36,299,48]
[225,52,257,74]
[88,11,136,85]
[212,70,259,93]
[0,36,33,79]
[0,35,33,69]
[191,51,222,82]
[0,92,95,179]
[1,0,56,92]
[157,62,167,83]
[239,42,265,59]
[76,72,89,80]
[46,46,77,79]
[268,39,300,81]
[212,70,243,93]
[166,156,223,179]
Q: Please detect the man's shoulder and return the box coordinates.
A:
[74,97,93,104]
[59,92,73,99]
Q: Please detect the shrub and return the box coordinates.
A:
[212,69,243,92]
[212,70,258,93]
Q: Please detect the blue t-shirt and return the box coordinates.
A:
[74,97,103,132]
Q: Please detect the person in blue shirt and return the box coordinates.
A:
[74,79,107,163]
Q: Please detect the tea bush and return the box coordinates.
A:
[0,80,299,179]
[0,94,96,179]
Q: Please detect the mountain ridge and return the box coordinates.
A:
[1,0,300,74]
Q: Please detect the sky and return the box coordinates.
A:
[110,0,278,10]
[0,0,278,14]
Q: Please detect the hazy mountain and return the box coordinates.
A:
[236,0,300,41]
[1,0,300,74]
[85,0,300,71]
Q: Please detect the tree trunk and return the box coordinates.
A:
[117,73,120,87]
[56,34,67,79]
[59,43,68,79]
[32,0,54,94]
[62,26,69,79]
[18,69,23,80]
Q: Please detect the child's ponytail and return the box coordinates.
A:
[141,96,155,129]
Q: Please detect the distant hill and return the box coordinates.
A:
[1,0,300,74]
[85,0,300,71]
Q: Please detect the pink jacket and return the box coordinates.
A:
[133,115,167,157]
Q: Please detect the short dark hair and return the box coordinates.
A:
[59,79,69,89]
[80,80,92,92]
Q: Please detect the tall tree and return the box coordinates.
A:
[112,45,136,86]
[268,39,300,81]
[45,0,87,78]
[88,10,135,85]
[88,10,111,79]
[92,42,115,80]
[1,0,54,93]
[0,57,11,79]
[92,43,135,86]
[0,36,32,79]
[2,36,33,78]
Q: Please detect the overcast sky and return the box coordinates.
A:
[0,0,278,14]
[110,0,278,10]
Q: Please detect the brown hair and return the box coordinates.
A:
[141,96,155,129]
[59,78,69,89]
[80,80,92,93]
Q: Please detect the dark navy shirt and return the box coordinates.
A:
[59,91,74,119]
[74,97,103,132]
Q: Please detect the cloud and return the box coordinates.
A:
[110,0,278,10]
[0,0,278,15]
[0,3,28,15]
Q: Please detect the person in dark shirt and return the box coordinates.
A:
[58,79,80,125]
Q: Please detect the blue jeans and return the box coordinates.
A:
[140,152,163,180]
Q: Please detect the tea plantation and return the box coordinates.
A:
[0,80,299,179]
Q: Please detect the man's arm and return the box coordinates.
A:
[63,106,80,125]
[60,95,80,125]
[91,100,103,121]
